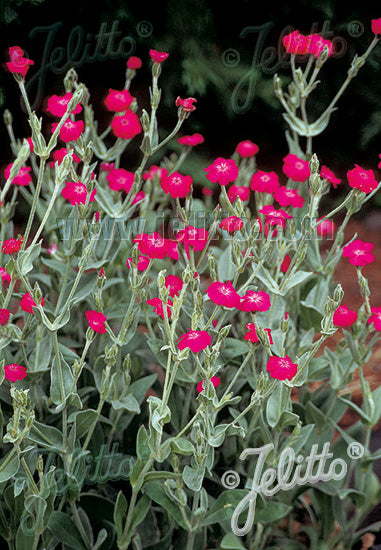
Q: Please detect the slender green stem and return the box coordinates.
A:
[20,157,46,251]
[222,347,256,399]
[52,331,68,448]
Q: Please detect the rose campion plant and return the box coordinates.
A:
[0,20,381,550]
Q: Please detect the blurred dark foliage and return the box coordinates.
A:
[1,0,381,207]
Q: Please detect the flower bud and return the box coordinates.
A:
[56,151,73,184]
[140,109,150,134]
[105,344,118,366]
[207,254,218,281]
[273,74,283,98]
[333,283,344,304]
[293,68,305,91]
[316,44,330,69]
[309,154,319,174]
[357,270,370,298]
[83,141,93,164]
[67,84,85,113]
[64,68,78,93]
[32,282,42,306]
[309,173,321,194]
[3,109,13,127]
[36,455,44,477]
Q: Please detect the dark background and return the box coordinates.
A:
[1,0,381,205]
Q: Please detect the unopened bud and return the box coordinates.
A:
[32,282,43,306]
[64,68,78,93]
[67,84,85,113]
[157,270,167,294]
[273,74,283,98]
[333,283,344,304]
[140,109,150,133]
[309,154,319,174]
[105,344,118,365]
[316,44,330,69]
[207,254,218,281]
[357,271,370,298]
[3,109,13,127]
[36,455,44,477]
[83,141,93,164]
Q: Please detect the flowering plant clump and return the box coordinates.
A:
[0,21,381,550]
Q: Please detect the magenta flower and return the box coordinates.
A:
[4,364,27,383]
[227,184,250,203]
[207,281,241,309]
[165,274,183,297]
[316,217,336,238]
[306,34,333,58]
[333,304,358,327]
[147,297,173,319]
[134,232,168,259]
[204,157,239,186]
[0,267,11,286]
[46,92,82,117]
[106,168,135,193]
[4,163,32,186]
[244,323,273,344]
[239,290,271,312]
[197,376,221,393]
[342,239,375,267]
[6,46,34,77]
[250,170,280,193]
[100,162,115,172]
[371,19,381,35]
[176,226,208,252]
[51,120,84,142]
[20,292,45,314]
[104,89,134,112]
[143,165,168,182]
[368,307,381,331]
[166,239,179,261]
[282,154,311,182]
[126,255,151,271]
[177,330,212,353]
[347,165,378,194]
[175,97,197,112]
[282,31,309,55]
[61,181,96,205]
[132,191,145,204]
[280,254,291,273]
[273,186,304,208]
[177,133,204,146]
[321,166,341,188]
[161,171,193,198]
[149,49,169,63]
[0,308,10,325]
[219,216,244,233]
[266,356,298,381]
[1,237,23,254]
[258,205,293,228]
[235,140,259,158]
[111,111,142,140]
[53,148,81,165]
[85,310,107,333]
[127,56,142,69]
